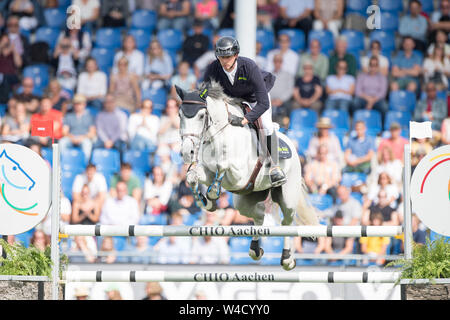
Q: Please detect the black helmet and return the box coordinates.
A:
[215,36,240,57]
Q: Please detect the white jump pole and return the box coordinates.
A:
[235,0,256,60]
[403,144,413,260]
[64,270,400,283]
[50,143,61,300]
[60,225,403,238]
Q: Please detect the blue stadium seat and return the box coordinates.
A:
[389,90,416,113]
[128,28,151,52]
[15,228,35,248]
[142,87,167,116]
[157,28,183,52]
[131,10,157,31]
[341,172,367,188]
[420,90,447,101]
[330,128,347,149]
[384,110,411,131]
[352,109,382,136]
[345,0,370,15]
[322,109,350,131]
[287,129,315,156]
[260,237,284,265]
[378,0,404,13]
[369,30,395,53]
[90,47,115,74]
[289,109,318,130]
[95,27,122,49]
[418,0,434,13]
[217,28,236,38]
[113,236,128,251]
[351,192,363,204]
[279,29,305,52]
[58,0,71,8]
[123,150,151,173]
[139,213,169,225]
[0,104,7,117]
[256,29,275,56]
[308,30,334,55]
[34,27,60,49]
[309,194,333,211]
[41,147,52,166]
[61,169,78,200]
[23,64,50,95]
[229,237,257,265]
[380,12,399,32]
[341,30,364,52]
[91,148,121,173]
[61,148,86,173]
[44,8,66,29]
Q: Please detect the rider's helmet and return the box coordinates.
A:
[215,36,240,58]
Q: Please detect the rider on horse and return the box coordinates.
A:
[202,36,287,188]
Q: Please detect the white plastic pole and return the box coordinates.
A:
[235,0,256,60]
[50,144,61,300]
[403,144,413,260]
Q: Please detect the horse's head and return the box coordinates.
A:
[175,85,209,164]
[0,150,36,191]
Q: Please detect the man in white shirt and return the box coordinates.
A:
[72,163,108,208]
[128,99,160,150]
[112,35,145,77]
[100,181,140,225]
[76,57,107,111]
[266,33,299,76]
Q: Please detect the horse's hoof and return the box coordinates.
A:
[281,257,296,271]
[249,247,264,261]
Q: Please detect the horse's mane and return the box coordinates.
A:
[198,81,244,107]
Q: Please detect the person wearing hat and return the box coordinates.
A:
[74,286,90,300]
[377,121,408,162]
[306,117,345,170]
[59,93,96,163]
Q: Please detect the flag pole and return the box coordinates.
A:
[403,143,413,260]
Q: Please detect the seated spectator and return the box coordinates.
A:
[390,37,423,93]
[344,120,375,174]
[169,61,197,97]
[72,163,108,209]
[72,0,100,32]
[128,99,160,151]
[94,94,128,158]
[328,36,357,77]
[399,0,428,52]
[0,32,22,88]
[312,0,344,39]
[0,73,11,104]
[255,41,268,70]
[412,214,427,245]
[365,172,400,210]
[70,235,98,263]
[194,0,219,30]
[441,117,450,145]
[361,40,389,76]
[155,145,179,182]
[53,37,79,92]
[275,0,313,41]
[109,56,141,113]
[324,210,355,264]
[71,184,101,225]
[330,185,362,226]
[292,59,323,113]
[144,166,173,215]
[270,54,294,121]
[430,0,450,33]
[190,235,230,264]
[8,0,38,31]
[112,35,145,78]
[135,0,160,11]
[158,98,181,149]
[30,230,50,252]
[98,237,117,264]
[59,94,96,163]
[46,79,70,114]
[378,122,408,162]
[427,29,450,59]
[142,39,173,91]
[157,0,191,32]
[193,35,219,80]
[142,282,167,300]
[5,15,30,65]
[110,163,143,205]
[58,27,92,66]
[128,236,153,264]
[266,33,299,76]
[101,0,129,28]
[359,212,390,266]
[306,117,344,170]
[411,138,433,169]
[30,96,63,146]
[168,166,199,215]
[181,19,210,67]
[14,77,39,113]
[100,180,140,225]
[375,144,403,188]
[1,100,30,144]
[352,56,388,121]
[414,82,448,131]
[304,144,341,202]
[257,0,280,31]
[423,46,450,91]
[325,59,355,112]
[297,39,329,82]
[294,236,326,263]
[77,57,108,112]
[363,189,400,227]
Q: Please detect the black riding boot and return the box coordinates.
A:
[266,132,287,188]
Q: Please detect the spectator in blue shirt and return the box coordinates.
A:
[344,121,375,174]
[390,37,423,93]
[399,0,428,52]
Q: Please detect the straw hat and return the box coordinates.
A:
[315,117,334,129]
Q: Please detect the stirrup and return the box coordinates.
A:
[269,166,287,187]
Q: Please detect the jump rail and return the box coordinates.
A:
[64,271,400,283]
[60,225,404,238]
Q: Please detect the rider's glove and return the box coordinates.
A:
[229,114,244,127]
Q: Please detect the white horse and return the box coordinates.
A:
[175,82,319,270]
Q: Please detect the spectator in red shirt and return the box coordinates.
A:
[30,96,63,146]
[377,122,408,162]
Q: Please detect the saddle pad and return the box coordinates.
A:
[278,137,292,159]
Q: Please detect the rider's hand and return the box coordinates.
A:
[229,114,244,127]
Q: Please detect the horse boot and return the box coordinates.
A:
[267,132,287,188]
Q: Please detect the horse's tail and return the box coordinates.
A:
[294,178,320,226]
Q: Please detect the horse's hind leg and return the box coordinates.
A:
[233,191,269,261]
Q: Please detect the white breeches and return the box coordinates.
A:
[248,93,274,136]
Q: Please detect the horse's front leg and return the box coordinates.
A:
[206,170,225,200]
[187,164,217,211]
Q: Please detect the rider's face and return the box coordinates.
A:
[218,54,238,72]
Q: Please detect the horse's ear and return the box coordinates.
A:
[174,85,185,101]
